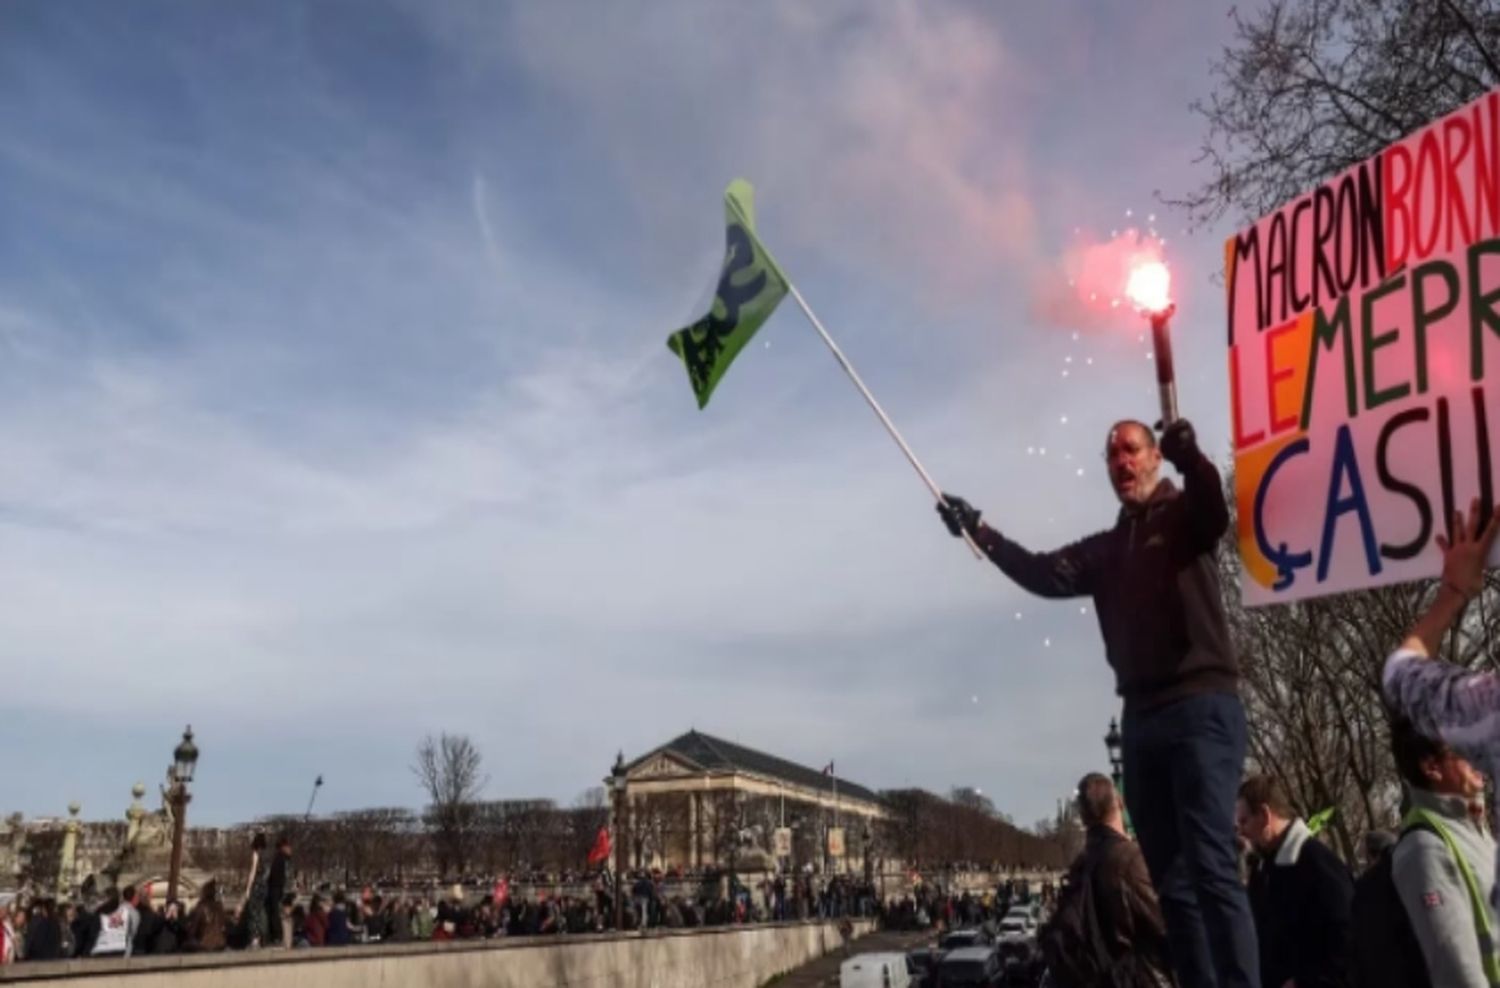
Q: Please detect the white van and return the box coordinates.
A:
[839,951,914,988]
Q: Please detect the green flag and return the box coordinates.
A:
[667,179,789,408]
[1306,806,1336,835]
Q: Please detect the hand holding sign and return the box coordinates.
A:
[1437,497,1500,600]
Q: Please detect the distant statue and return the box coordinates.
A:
[98,781,204,900]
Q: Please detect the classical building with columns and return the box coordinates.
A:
[610,731,888,876]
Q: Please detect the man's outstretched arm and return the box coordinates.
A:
[937,494,1100,599]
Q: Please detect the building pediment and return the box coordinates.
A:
[628,752,699,780]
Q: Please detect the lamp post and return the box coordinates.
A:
[609,752,628,932]
[1103,719,1123,791]
[166,726,199,903]
[304,774,324,822]
[16,841,31,892]
[861,823,873,913]
[58,802,80,897]
[1103,717,1132,836]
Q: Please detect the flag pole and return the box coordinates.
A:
[785,281,984,560]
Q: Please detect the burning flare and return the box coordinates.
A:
[1126,261,1172,314]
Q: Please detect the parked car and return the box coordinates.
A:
[936,945,1004,986]
[997,915,1034,947]
[907,947,939,987]
[997,940,1043,986]
[939,928,994,952]
[841,951,914,988]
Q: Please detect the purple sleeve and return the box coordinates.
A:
[1383,649,1500,759]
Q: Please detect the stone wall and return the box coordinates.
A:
[0,919,872,988]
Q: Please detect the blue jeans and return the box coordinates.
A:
[1123,692,1259,988]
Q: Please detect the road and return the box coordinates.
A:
[764,927,932,987]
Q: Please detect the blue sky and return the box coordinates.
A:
[0,0,1247,827]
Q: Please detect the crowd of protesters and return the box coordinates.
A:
[11,415,1500,988]
[0,848,894,963]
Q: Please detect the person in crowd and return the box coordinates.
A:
[632,873,653,930]
[0,903,16,965]
[185,880,227,952]
[152,900,184,955]
[362,895,386,942]
[237,832,269,949]
[1052,773,1172,985]
[302,895,327,947]
[277,893,295,949]
[58,903,77,958]
[288,903,307,948]
[412,895,434,941]
[325,892,352,946]
[71,897,97,957]
[90,887,139,958]
[264,835,291,947]
[1236,775,1354,988]
[8,901,27,962]
[432,901,455,941]
[22,899,62,962]
[133,886,162,955]
[346,893,368,942]
[939,417,1257,988]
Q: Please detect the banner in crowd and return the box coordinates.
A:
[1228,85,1500,605]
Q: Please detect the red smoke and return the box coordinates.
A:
[1031,228,1167,331]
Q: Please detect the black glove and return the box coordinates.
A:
[936,493,982,538]
[1158,419,1199,473]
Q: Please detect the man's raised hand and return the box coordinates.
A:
[1157,418,1199,473]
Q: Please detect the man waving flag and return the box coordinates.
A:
[666,179,788,409]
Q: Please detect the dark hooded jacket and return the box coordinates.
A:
[975,449,1236,709]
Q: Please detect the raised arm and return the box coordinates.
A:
[936,494,1101,599]
[1384,500,1500,747]
[1159,420,1229,555]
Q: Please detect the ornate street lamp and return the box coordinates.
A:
[58,802,81,897]
[1102,718,1132,836]
[1103,718,1123,791]
[167,726,199,903]
[861,823,874,903]
[610,751,628,932]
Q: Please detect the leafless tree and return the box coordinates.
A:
[879,789,1069,872]
[412,733,487,879]
[1217,503,1500,861]
[949,787,998,816]
[1176,0,1500,228]
[630,791,689,870]
[1171,0,1500,863]
[560,789,611,872]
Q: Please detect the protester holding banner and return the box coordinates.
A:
[937,418,1258,988]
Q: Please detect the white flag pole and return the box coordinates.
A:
[784,281,984,561]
